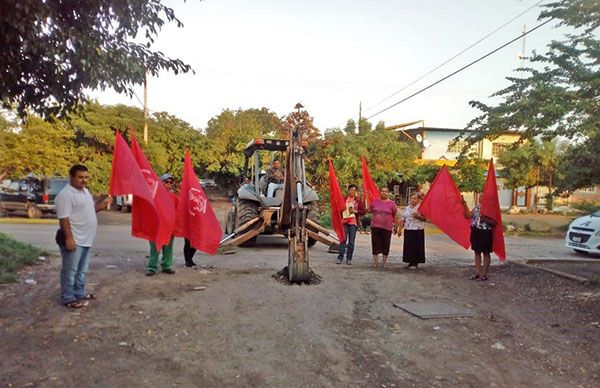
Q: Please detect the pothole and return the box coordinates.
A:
[272,266,322,285]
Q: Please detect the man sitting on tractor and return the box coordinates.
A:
[266,158,285,197]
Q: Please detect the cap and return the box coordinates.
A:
[160,173,174,182]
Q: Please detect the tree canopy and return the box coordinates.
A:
[0,0,192,119]
[462,0,600,192]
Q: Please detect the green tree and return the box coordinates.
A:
[0,117,76,179]
[204,108,281,187]
[462,0,600,191]
[343,119,356,135]
[454,153,487,193]
[0,0,192,119]
[309,129,419,202]
[358,117,372,135]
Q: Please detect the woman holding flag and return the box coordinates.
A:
[462,195,497,281]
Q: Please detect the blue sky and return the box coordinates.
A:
[90,0,565,131]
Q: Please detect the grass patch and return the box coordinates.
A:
[0,232,48,283]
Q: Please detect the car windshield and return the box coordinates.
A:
[592,210,600,218]
[47,179,68,194]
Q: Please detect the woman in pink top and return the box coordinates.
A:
[369,187,399,270]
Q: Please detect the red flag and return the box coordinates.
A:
[361,156,380,207]
[176,151,222,255]
[481,160,506,261]
[109,133,159,244]
[419,166,471,249]
[328,160,346,241]
[130,135,176,250]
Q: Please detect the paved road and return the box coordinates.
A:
[0,212,578,267]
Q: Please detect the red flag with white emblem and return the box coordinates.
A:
[176,151,222,255]
[130,135,176,250]
[109,133,159,244]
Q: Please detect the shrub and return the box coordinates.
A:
[0,233,47,283]
[571,201,600,214]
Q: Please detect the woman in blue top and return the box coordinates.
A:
[462,195,497,281]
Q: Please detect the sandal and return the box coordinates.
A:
[469,274,480,280]
[65,300,89,309]
[477,275,488,281]
[82,293,96,300]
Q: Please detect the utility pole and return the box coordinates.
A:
[143,70,148,144]
[358,101,362,134]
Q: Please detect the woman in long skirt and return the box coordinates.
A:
[369,187,399,270]
[398,193,426,269]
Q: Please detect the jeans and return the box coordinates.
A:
[338,224,358,261]
[60,245,91,304]
[148,237,174,272]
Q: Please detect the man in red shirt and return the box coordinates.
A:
[337,184,365,265]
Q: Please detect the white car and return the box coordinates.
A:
[565,210,600,254]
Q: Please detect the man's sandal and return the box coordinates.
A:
[82,293,96,300]
[478,275,489,281]
[469,274,480,280]
[65,300,89,309]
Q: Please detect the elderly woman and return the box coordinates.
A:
[398,193,426,269]
[369,187,398,270]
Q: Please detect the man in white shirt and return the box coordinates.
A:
[55,164,111,308]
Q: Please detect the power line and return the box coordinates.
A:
[365,17,554,121]
[363,0,547,114]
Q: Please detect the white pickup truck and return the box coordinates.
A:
[114,194,133,213]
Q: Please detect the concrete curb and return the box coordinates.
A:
[525,258,600,264]
[0,218,58,225]
[512,261,590,284]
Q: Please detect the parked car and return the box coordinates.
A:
[0,176,69,218]
[200,178,217,188]
[565,210,600,255]
[113,194,133,213]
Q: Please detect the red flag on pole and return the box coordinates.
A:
[109,132,159,243]
[361,156,380,208]
[130,135,176,250]
[481,160,506,261]
[328,160,346,242]
[419,165,471,249]
[175,151,222,255]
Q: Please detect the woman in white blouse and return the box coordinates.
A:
[397,193,426,269]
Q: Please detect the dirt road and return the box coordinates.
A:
[0,212,599,387]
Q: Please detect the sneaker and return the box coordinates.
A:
[145,270,156,277]
[185,262,197,268]
[346,260,352,265]
[162,268,175,274]
[336,258,343,265]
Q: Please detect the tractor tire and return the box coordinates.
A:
[306,202,320,247]
[27,203,43,219]
[237,199,259,247]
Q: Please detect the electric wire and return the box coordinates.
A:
[362,0,547,114]
[365,17,554,121]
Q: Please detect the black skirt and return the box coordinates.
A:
[470,226,493,254]
[371,227,393,255]
[403,229,425,264]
